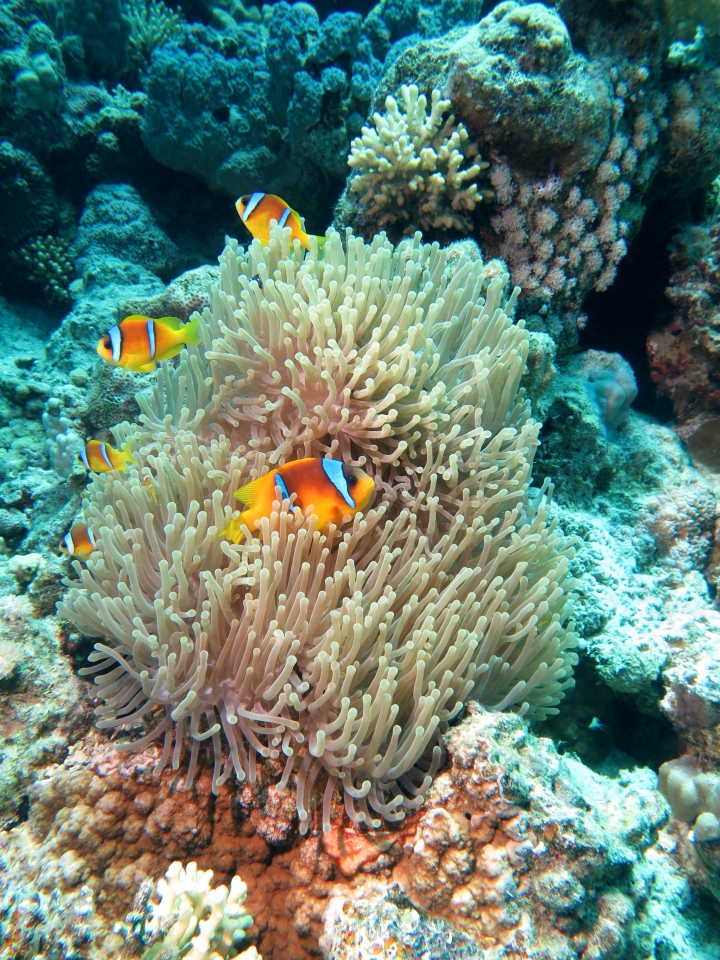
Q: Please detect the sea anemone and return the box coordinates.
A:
[59,226,578,834]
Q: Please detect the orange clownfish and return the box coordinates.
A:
[223,458,375,543]
[78,440,134,473]
[60,524,97,560]
[97,315,201,373]
[236,193,326,251]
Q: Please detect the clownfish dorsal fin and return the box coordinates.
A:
[235,476,264,507]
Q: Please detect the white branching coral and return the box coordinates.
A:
[138,861,259,960]
[348,84,487,234]
[59,226,577,835]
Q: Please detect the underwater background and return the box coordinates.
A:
[0,0,720,957]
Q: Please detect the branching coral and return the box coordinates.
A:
[11,233,74,304]
[59,226,577,835]
[347,84,487,235]
[130,861,259,960]
[124,0,184,69]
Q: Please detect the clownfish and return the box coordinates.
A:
[78,440,134,473]
[142,474,158,503]
[60,524,97,560]
[97,314,201,373]
[223,458,375,543]
[236,193,326,251]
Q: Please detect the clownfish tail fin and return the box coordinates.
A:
[183,317,201,345]
[120,444,135,465]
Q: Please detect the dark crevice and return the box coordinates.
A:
[577,191,705,422]
[535,658,681,773]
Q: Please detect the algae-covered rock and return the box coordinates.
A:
[446,2,613,177]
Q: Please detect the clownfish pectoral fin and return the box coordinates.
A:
[234,477,264,507]
[138,361,157,373]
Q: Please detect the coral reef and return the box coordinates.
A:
[648,189,720,432]
[0,589,90,828]
[0,140,56,251]
[659,756,720,902]
[1,0,720,956]
[342,84,486,237]
[1,709,716,960]
[11,233,74,304]
[71,183,179,280]
[58,224,578,835]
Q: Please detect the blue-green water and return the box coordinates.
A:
[0,1,719,957]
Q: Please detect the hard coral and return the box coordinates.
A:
[131,860,258,960]
[59,225,578,836]
[345,84,486,238]
[0,709,685,960]
[368,0,670,331]
[11,233,74,304]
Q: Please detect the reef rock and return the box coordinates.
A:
[1,707,710,960]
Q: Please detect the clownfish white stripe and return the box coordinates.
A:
[278,207,291,228]
[243,192,265,221]
[87,528,96,548]
[108,324,122,363]
[322,459,354,507]
[147,319,156,360]
[78,447,90,469]
[273,472,290,501]
[63,532,74,553]
[99,444,113,470]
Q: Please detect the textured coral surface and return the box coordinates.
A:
[2,708,706,960]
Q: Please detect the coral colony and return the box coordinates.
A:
[1,1,720,959]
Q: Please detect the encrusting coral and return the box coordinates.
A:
[346,84,487,236]
[58,224,578,836]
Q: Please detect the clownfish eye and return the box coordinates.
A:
[347,473,358,487]
[103,337,111,350]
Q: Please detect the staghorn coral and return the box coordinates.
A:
[346,84,486,236]
[58,225,578,836]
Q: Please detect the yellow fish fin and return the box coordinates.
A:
[182,317,201,344]
[234,476,265,507]
[157,315,187,331]
[138,361,157,373]
[120,444,135,465]
[221,517,246,543]
[315,235,327,248]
